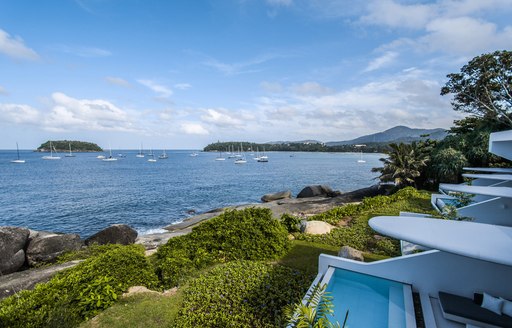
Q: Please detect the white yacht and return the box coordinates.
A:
[11,142,25,164]
[42,141,61,160]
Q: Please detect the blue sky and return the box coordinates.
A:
[0,0,511,149]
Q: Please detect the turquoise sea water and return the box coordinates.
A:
[0,150,381,238]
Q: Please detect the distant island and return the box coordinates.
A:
[37,140,103,152]
[204,126,448,153]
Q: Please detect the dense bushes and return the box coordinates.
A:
[155,208,290,287]
[0,245,158,328]
[175,261,312,328]
[294,187,434,256]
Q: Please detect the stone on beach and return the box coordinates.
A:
[0,227,30,274]
[338,245,364,261]
[301,220,335,235]
[296,185,339,198]
[26,232,82,266]
[85,224,137,246]
[261,190,292,202]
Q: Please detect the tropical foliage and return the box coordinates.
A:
[286,283,344,328]
[371,142,430,188]
[155,208,290,287]
[38,140,102,152]
[0,245,158,328]
[175,261,312,328]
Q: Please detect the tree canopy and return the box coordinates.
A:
[441,50,512,127]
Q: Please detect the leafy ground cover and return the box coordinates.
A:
[1,188,433,327]
[294,187,435,256]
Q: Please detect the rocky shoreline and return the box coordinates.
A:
[0,183,388,299]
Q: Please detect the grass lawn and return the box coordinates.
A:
[277,240,339,274]
[80,291,183,328]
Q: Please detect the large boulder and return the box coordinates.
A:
[85,224,137,246]
[301,221,335,235]
[338,246,364,262]
[26,233,82,266]
[261,190,292,202]
[297,185,338,198]
[0,227,30,274]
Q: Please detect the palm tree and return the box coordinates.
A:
[372,142,429,188]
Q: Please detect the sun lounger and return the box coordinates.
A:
[439,291,512,328]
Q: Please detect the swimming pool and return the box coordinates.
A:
[321,267,415,327]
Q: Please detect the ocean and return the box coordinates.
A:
[0,149,382,238]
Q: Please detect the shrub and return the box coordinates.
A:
[295,187,433,257]
[281,213,302,233]
[0,244,159,328]
[156,207,290,287]
[175,261,312,328]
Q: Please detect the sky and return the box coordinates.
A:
[0,0,511,149]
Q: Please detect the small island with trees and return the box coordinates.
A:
[37,140,103,152]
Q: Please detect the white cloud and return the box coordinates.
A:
[0,103,40,124]
[421,17,512,55]
[363,51,399,72]
[260,81,284,93]
[202,53,280,75]
[180,122,209,135]
[201,108,243,128]
[174,83,192,90]
[361,0,435,29]
[291,82,333,95]
[137,79,173,98]
[52,44,111,57]
[45,92,135,132]
[0,86,8,96]
[105,76,131,87]
[0,29,39,60]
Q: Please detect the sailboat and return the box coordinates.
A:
[159,149,169,159]
[215,149,226,161]
[65,143,76,157]
[234,143,247,164]
[228,145,236,158]
[257,147,268,162]
[356,144,366,163]
[42,141,61,160]
[102,145,118,161]
[148,149,157,162]
[11,142,25,164]
[136,143,145,158]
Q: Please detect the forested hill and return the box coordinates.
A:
[203,141,391,153]
[37,140,103,152]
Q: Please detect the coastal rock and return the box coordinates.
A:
[338,246,364,262]
[0,260,81,300]
[85,224,137,246]
[0,227,30,274]
[261,190,292,202]
[297,185,338,198]
[26,233,82,266]
[302,220,335,235]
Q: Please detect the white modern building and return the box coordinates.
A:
[305,129,512,327]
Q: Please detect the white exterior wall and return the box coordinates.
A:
[318,251,512,300]
[489,130,512,161]
[458,197,512,227]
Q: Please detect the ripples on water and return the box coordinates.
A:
[0,150,382,238]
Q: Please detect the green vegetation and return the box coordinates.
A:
[285,283,344,328]
[373,50,512,189]
[277,240,339,274]
[204,140,391,153]
[38,140,102,152]
[80,292,183,328]
[0,245,158,328]
[155,207,290,287]
[294,187,434,256]
[175,261,312,328]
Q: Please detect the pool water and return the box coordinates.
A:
[324,268,411,327]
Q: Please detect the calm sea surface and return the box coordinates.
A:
[0,150,382,238]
